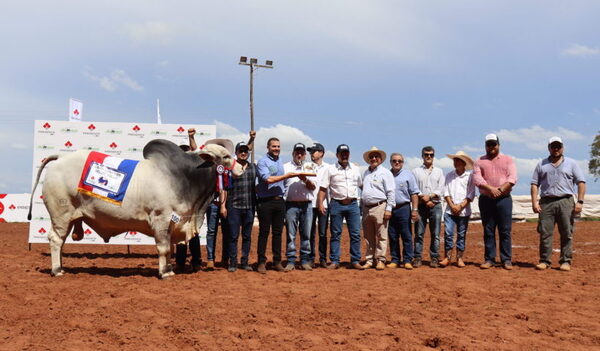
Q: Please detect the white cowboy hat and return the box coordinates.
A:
[445,150,474,170]
[204,138,234,154]
[363,146,387,164]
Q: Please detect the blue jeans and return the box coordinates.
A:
[206,203,231,263]
[414,203,442,260]
[309,207,329,263]
[443,213,469,253]
[329,199,361,264]
[388,203,413,264]
[479,195,512,263]
[228,207,254,266]
[285,202,313,264]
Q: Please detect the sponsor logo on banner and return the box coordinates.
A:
[84,229,92,235]
[32,215,50,221]
[127,147,144,153]
[38,227,47,234]
[59,140,77,152]
[60,127,78,134]
[82,145,100,151]
[0,202,4,215]
[104,142,121,155]
[105,128,123,135]
[38,122,55,136]
[150,129,167,136]
[127,125,145,138]
[37,145,55,150]
[83,124,100,137]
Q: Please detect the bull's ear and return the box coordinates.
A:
[197,148,216,161]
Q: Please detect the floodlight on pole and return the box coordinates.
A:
[238,56,274,162]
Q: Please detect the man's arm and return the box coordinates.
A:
[247,130,256,152]
[410,193,419,222]
[317,187,327,215]
[574,181,586,215]
[188,128,198,151]
[531,184,541,214]
[266,173,299,184]
[219,190,228,218]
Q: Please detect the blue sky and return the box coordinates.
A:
[0,1,599,194]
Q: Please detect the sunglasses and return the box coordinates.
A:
[423,153,434,158]
[368,154,381,159]
[549,144,563,150]
[391,159,404,164]
[485,142,498,147]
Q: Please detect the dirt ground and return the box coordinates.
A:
[0,222,599,350]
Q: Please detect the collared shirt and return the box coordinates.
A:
[256,153,285,198]
[531,156,585,198]
[412,165,445,202]
[319,162,362,200]
[229,162,256,209]
[472,153,518,197]
[361,165,395,211]
[283,161,316,202]
[443,170,476,217]
[311,161,330,208]
[392,169,420,205]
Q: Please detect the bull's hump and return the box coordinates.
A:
[142,139,180,160]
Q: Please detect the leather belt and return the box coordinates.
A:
[393,202,410,209]
[364,200,386,208]
[334,198,356,205]
[541,195,572,201]
[258,196,283,202]
[286,200,311,205]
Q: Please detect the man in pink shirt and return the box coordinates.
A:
[472,133,518,270]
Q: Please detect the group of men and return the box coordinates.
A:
[178,131,586,274]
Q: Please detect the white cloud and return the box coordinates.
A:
[10,143,28,150]
[562,44,600,57]
[452,144,480,153]
[495,125,585,151]
[124,21,175,45]
[83,68,144,92]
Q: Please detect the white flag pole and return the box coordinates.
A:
[157,99,162,124]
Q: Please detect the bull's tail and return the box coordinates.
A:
[27,155,59,221]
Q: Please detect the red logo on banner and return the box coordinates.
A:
[110,142,118,149]
[73,109,80,116]
[8,204,15,210]
[38,228,47,234]
[40,195,44,199]
[88,124,96,131]
[64,141,73,148]
[132,125,141,131]
[177,126,185,133]
[84,229,92,235]
[0,202,3,215]
[43,122,51,129]
[128,231,137,235]
[0,194,6,199]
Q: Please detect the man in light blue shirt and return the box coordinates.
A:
[387,153,420,269]
[531,136,586,272]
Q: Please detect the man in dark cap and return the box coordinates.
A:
[307,143,330,268]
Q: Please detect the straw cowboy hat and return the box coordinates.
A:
[445,150,474,170]
[363,146,387,164]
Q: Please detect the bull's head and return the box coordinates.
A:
[197,144,244,176]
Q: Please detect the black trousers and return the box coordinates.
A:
[257,198,285,263]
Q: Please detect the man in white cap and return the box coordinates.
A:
[441,151,476,268]
[317,144,363,270]
[307,142,330,268]
[360,147,395,270]
[472,133,517,270]
[283,143,317,271]
[531,136,586,272]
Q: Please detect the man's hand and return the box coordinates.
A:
[220,205,227,218]
[411,210,419,222]
[488,185,502,198]
[421,195,431,203]
[573,202,583,215]
[383,210,392,221]
[426,200,435,208]
[249,130,256,139]
[532,201,541,214]
[188,128,196,137]
[318,204,326,216]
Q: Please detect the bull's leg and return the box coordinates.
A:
[48,224,70,276]
[155,224,175,279]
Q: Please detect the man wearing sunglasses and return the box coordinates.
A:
[531,137,586,272]
[472,133,517,270]
[411,146,445,268]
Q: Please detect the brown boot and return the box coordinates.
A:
[456,250,466,268]
[273,261,285,272]
[439,251,451,267]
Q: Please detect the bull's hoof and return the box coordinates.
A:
[51,268,64,277]
[159,271,175,279]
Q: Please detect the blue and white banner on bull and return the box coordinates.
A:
[29,120,215,245]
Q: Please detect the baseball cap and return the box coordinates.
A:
[293,143,306,151]
[336,144,350,153]
[485,133,499,142]
[307,143,324,153]
[548,136,563,145]
[235,141,249,152]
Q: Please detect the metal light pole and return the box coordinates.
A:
[239,56,273,163]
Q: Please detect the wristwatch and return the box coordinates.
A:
[577,200,584,204]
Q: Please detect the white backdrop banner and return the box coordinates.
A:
[29,120,216,245]
[0,194,31,223]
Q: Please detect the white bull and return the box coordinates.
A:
[28,139,243,279]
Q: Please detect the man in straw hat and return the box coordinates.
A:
[441,151,476,268]
[472,133,517,270]
[360,147,395,270]
[531,136,586,272]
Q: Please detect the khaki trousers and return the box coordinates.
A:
[362,202,388,264]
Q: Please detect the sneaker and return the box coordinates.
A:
[273,262,285,272]
[376,261,385,270]
[412,258,422,268]
[386,262,399,269]
[439,257,450,267]
[480,261,494,269]
[242,264,253,272]
[430,258,439,268]
[404,262,413,270]
[535,262,550,270]
[503,262,513,270]
[283,263,295,272]
[227,266,237,272]
[205,260,215,271]
[301,263,313,271]
[257,263,267,274]
[457,258,466,268]
[326,262,340,270]
[559,263,571,272]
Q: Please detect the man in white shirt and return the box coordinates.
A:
[307,143,330,268]
[360,147,395,270]
[441,151,476,268]
[412,146,445,268]
[283,143,316,271]
[317,144,363,270]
